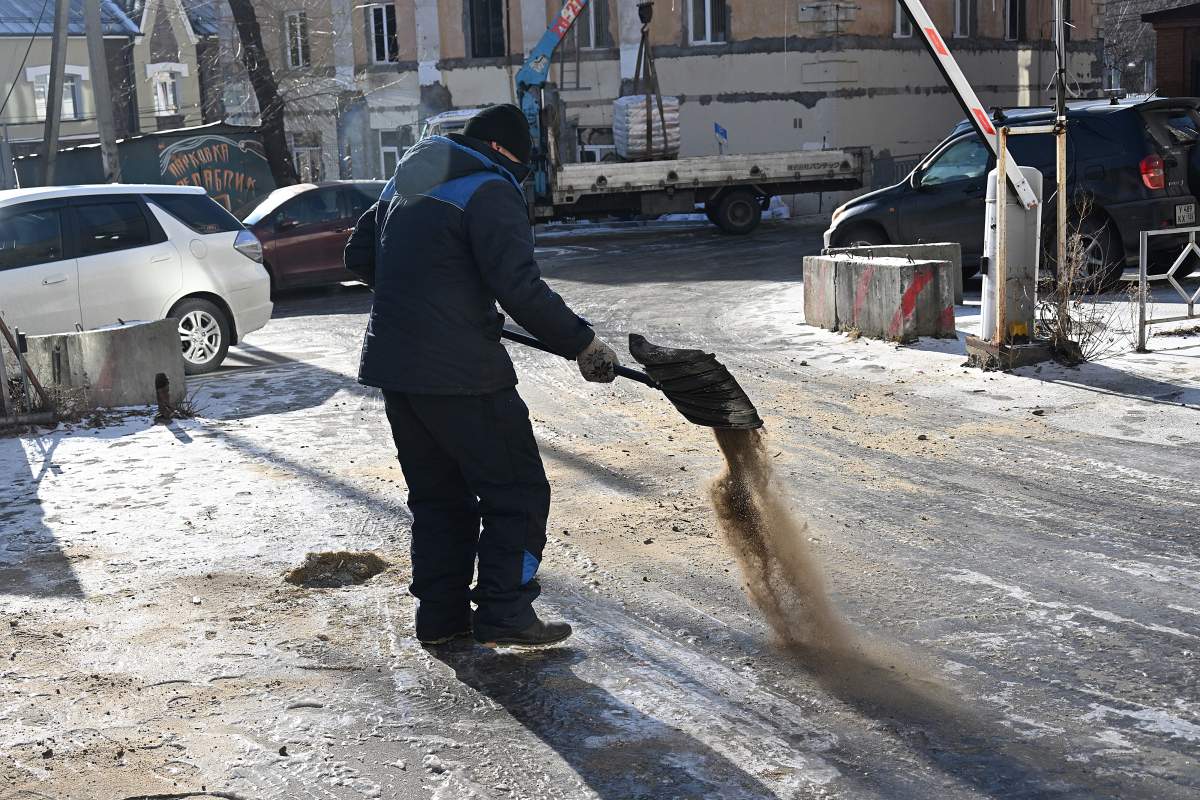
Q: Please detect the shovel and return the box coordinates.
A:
[501,328,763,430]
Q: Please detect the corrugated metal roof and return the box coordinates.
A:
[180,0,219,37]
[0,0,139,37]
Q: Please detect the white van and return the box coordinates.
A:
[0,184,271,374]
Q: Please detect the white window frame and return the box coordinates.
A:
[894,1,913,38]
[689,0,723,45]
[369,3,398,64]
[379,131,403,179]
[293,146,323,182]
[285,11,311,68]
[151,71,179,116]
[27,64,88,122]
[953,0,970,38]
[577,0,608,50]
[1005,0,1021,42]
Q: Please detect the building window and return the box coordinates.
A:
[380,130,404,178]
[1005,0,1026,42]
[152,72,179,116]
[291,132,323,182]
[33,74,81,121]
[690,0,727,44]
[953,0,970,38]
[286,11,311,68]
[575,0,613,50]
[370,4,399,63]
[894,1,912,38]
[469,0,505,58]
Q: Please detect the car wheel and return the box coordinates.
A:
[713,190,762,235]
[1063,216,1124,294]
[833,224,888,248]
[172,298,231,375]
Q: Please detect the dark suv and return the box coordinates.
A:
[825,97,1200,288]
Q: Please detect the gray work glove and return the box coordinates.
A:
[576,335,620,383]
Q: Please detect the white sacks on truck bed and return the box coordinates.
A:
[613,95,680,160]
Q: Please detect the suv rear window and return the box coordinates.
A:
[1142,109,1200,148]
[147,193,244,234]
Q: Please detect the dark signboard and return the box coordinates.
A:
[14,124,276,216]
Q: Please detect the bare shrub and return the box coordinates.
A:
[1037,209,1137,364]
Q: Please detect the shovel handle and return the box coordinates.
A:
[500,328,659,389]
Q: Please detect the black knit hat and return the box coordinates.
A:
[464,104,532,165]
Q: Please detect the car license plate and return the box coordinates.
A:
[1177,203,1196,225]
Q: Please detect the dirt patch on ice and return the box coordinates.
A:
[285,551,388,588]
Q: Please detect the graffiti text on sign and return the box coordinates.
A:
[172,168,257,196]
[164,140,258,197]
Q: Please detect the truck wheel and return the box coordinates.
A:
[714,190,762,235]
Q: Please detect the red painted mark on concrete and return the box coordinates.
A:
[939,304,956,334]
[972,107,996,137]
[888,267,936,338]
[925,28,949,56]
[852,265,876,323]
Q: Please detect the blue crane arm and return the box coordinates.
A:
[516,0,591,198]
[515,0,591,91]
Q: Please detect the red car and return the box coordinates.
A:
[242,181,385,291]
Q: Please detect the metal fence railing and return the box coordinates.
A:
[1137,226,1200,351]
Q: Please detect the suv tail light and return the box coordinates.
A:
[1140,155,1165,190]
[234,229,263,263]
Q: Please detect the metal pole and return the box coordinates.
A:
[0,330,10,417]
[0,125,14,189]
[1137,230,1148,352]
[1054,0,1067,287]
[41,0,70,185]
[85,0,122,182]
[995,126,1009,346]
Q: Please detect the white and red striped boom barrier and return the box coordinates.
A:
[898,0,1040,210]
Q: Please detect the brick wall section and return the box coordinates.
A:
[1155,27,1185,96]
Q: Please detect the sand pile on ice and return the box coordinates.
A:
[285,551,388,588]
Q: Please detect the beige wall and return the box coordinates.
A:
[132,0,204,132]
[0,37,103,144]
[258,0,1105,184]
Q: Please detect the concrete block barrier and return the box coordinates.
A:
[802,254,956,342]
[24,320,186,410]
[824,242,964,304]
[802,255,838,330]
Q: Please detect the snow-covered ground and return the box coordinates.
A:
[2,221,1198,799]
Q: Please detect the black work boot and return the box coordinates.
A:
[474,618,572,648]
[418,628,472,646]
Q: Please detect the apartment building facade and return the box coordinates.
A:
[0,0,141,151]
[209,0,1103,191]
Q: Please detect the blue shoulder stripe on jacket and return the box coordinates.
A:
[422,171,508,211]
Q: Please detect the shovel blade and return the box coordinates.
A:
[628,334,763,429]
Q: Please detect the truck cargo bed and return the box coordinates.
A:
[547,147,869,208]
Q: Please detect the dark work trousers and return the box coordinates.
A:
[382,388,550,639]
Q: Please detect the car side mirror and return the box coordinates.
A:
[910,172,926,191]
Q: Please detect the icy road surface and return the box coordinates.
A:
[2,221,1198,799]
